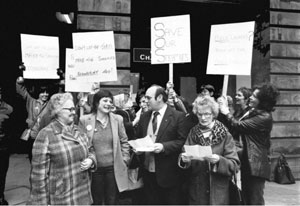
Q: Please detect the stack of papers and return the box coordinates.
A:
[183,145,212,160]
[129,135,155,152]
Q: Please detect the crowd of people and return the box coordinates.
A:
[0,76,280,205]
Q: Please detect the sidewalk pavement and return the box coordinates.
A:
[4,153,300,205]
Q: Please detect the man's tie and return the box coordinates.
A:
[152,111,159,134]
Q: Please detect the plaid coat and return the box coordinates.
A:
[27,120,97,205]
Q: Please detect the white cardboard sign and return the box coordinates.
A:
[206,21,255,75]
[151,14,191,64]
[21,34,59,79]
[72,31,117,82]
[65,49,97,92]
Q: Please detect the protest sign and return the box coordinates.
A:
[65,48,97,92]
[72,31,117,82]
[21,34,59,79]
[206,21,255,76]
[151,14,191,64]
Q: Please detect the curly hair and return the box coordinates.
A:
[192,95,219,118]
[253,83,279,112]
[49,92,73,118]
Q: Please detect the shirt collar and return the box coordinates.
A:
[153,103,167,117]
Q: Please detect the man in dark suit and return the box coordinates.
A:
[135,84,189,205]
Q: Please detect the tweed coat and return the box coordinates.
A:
[79,112,130,192]
[179,121,240,205]
[27,120,97,205]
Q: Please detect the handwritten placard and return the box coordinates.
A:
[151,14,191,64]
[65,49,98,92]
[72,31,117,82]
[206,21,255,75]
[21,34,59,79]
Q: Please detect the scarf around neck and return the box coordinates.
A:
[189,120,228,146]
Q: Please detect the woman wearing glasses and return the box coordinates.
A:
[79,90,130,205]
[27,93,97,205]
[178,95,240,205]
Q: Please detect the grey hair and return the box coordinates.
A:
[192,95,219,118]
[49,93,73,118]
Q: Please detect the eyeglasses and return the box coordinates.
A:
[62,107,76,112]
[197,113,212,118]
[144,96,152,100]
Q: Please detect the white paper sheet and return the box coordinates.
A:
[184,145,212,159]
[129,135,155,152]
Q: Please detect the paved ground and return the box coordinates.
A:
[4,154,300,205]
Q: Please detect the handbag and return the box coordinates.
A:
[229,172,245,205]
[127,167,144,191]
[126,152,144,191]
[19,104,47,141]
[274,153,295,184]
[20,128,31,141]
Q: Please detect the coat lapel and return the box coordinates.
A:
[83,114,96,145]
[109,113,118,159]
[142,111,152,137]
[156,106,172,142]
[51,121,80,143]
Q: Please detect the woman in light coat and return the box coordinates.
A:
[27,93,97,205]
[179,96,240,205]
[79,89,130,205]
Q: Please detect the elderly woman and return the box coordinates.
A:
[219,83,279,205]
[79,89,130,205]
[179,95,240,205]
[27,93,96,205]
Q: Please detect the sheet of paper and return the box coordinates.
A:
[129,135,155,152]
[184,145,212,159]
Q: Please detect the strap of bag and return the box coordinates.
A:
[29,103,47,130]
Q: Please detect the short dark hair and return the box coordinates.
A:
[91,89,113,114]
[238,87,252,105]
[151,85,168,102]
[253,83,279,112]
[200,84,215,93]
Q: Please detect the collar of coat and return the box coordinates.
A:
[50,119,81,141]
[189,120,228,146]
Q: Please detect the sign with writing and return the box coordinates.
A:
[133,48,151,63]
[151,14,191,64]
[21,34,59,79]
[206,21,255,75]
[72,31,117,82]
[65,49,97,92]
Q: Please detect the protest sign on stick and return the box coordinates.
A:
[206,21,255,96]
[151,14,191,83]
[72,31,118,82]
[21,34,59,79]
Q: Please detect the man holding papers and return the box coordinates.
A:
[178,95,240,205]
[134,84,189,205]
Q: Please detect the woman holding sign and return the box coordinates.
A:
[178,95,239,205]
[219,83,279,205]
